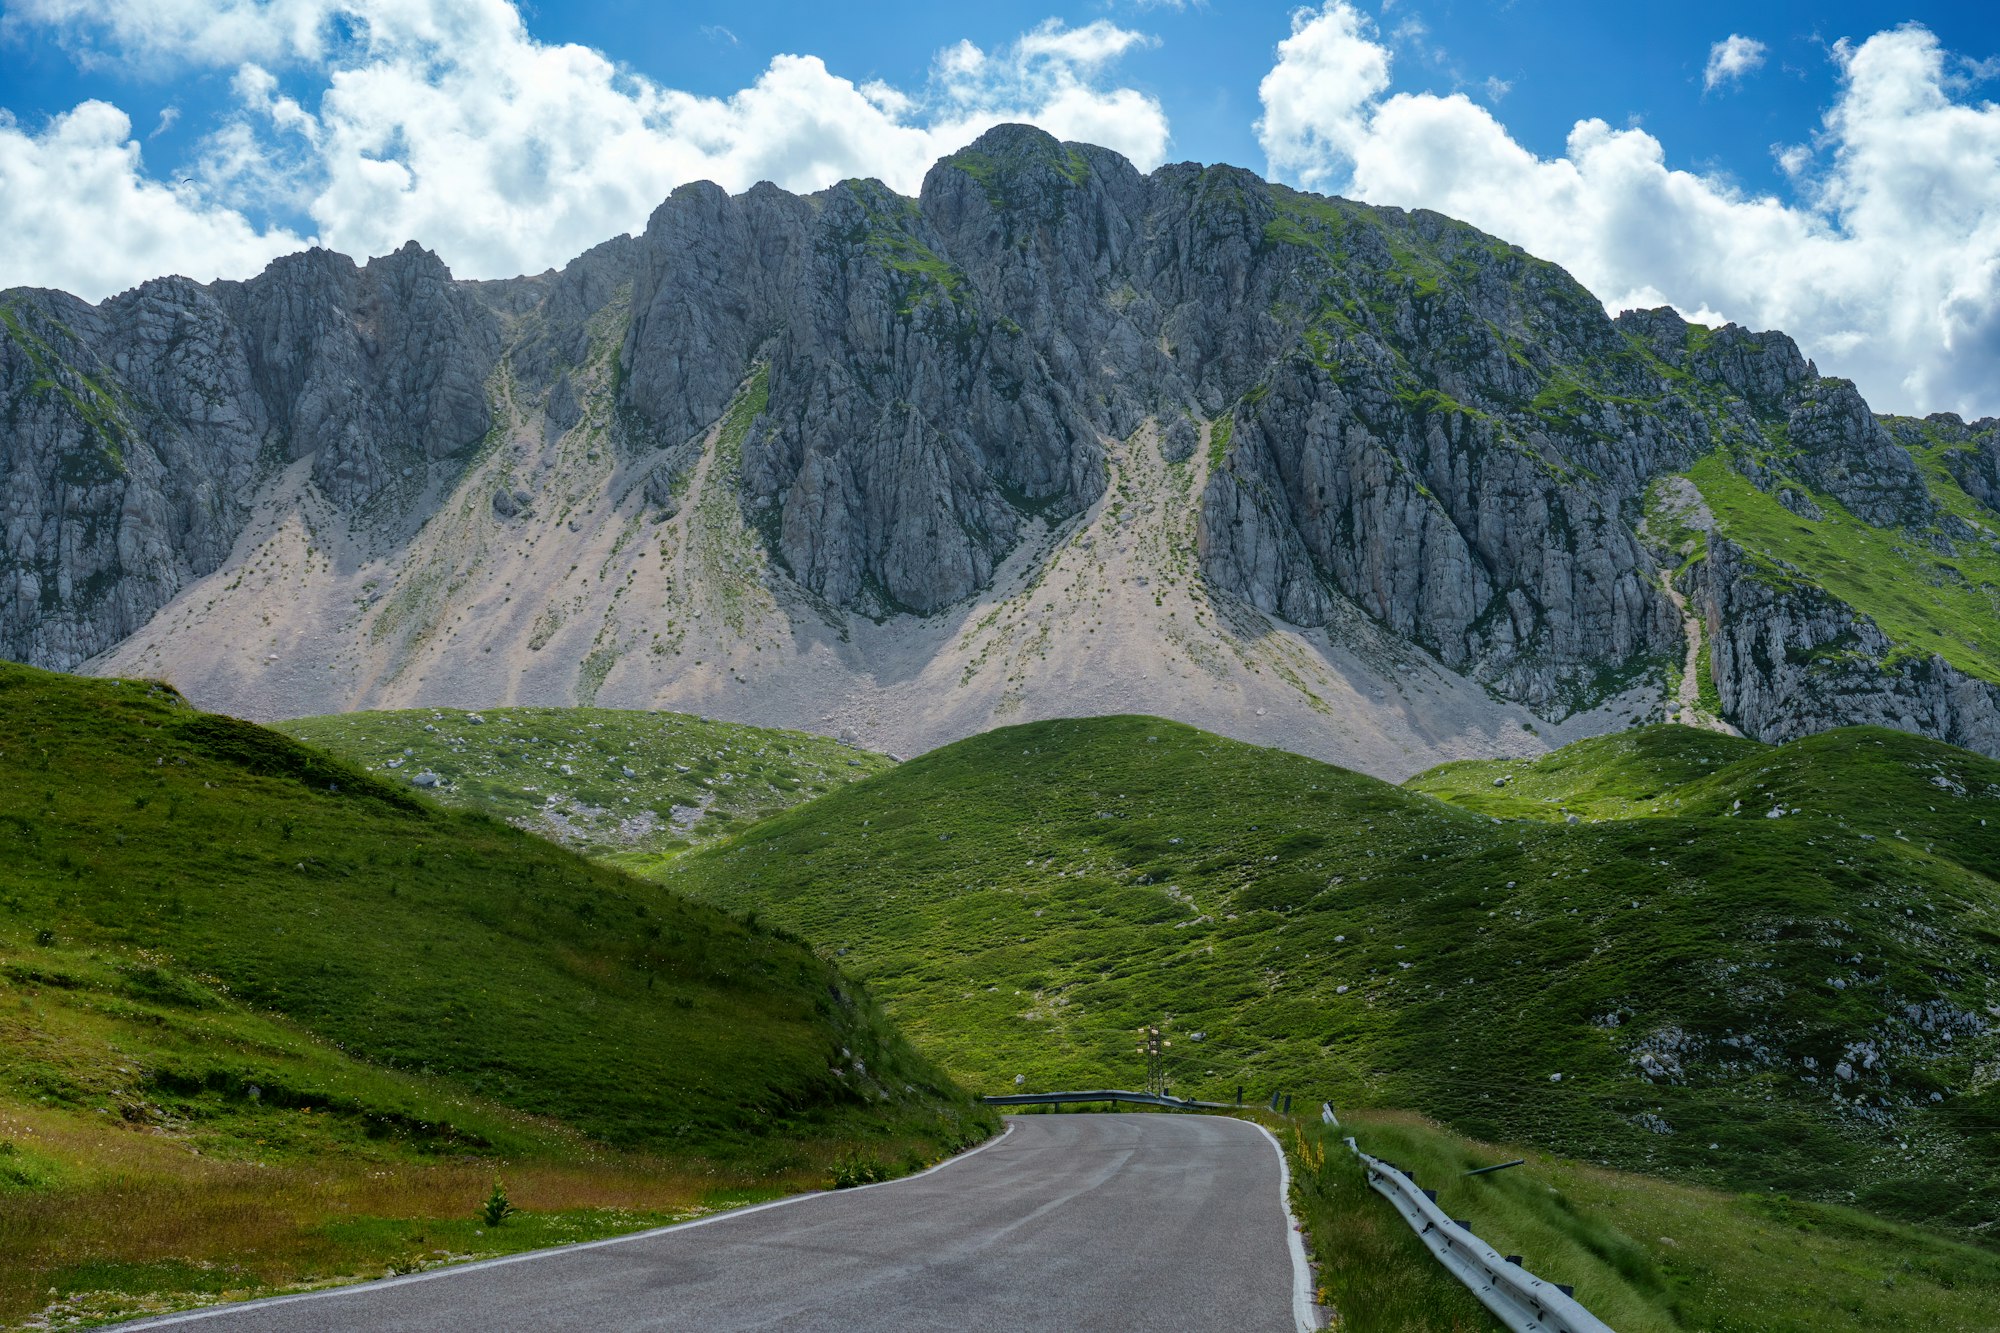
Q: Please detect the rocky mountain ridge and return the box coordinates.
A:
[4,124,1996,772]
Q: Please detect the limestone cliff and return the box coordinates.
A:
[5,124,1998,766]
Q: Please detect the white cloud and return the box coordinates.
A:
[3,0,343,69]
[1256,3,2000,418]
[1255,1,1390,192]
[1,1,1170,294]
[1705,34,1768,92]
[1016,17,1153,68]
[0,101,306,300]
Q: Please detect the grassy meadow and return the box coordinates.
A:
[0,661,991,1327]
[278,705,892,865]
[13,659,2000,1328]
[655,716,2000,1237]
[1290,1108,2000,1333]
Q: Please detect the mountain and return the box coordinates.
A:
[5,124,1997,773]
[656,715,2000,1233]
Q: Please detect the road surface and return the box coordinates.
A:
[119,1113,1311,1332]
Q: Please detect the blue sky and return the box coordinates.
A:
[10,3,1993,209]
[1,1,1997,415]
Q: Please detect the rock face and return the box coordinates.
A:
[1692,536,2000,755]
[6,123,2000,761]
[1,281,263,669]
[2,242,497,669]
[216,241,501,511]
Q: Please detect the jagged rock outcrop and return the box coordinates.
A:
[215,242,501,509]
[6,123,2000,762]
[745,175,1104,612]
[620,182,810,447]
[0,283,261,669]
[1781,381,1932,529]
[1,242,499,670]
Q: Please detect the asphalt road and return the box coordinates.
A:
[120,1113,1311,1332]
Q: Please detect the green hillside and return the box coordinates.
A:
[1293,1109,2000,1333]
[278,706,892,864]
[657,716,2000,1236]
[1405,726,1766,820]
[0,662,988,1325]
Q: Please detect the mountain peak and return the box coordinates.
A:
[6,134,1999,772]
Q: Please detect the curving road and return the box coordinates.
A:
[118,1113,1312,1332]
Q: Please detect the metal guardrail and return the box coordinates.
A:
[979,1088,1239,1111]
[1347,1138,1615,1333]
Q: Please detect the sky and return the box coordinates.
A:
[1,1,1997,418]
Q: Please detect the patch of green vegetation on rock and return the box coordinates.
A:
[0,298,134,476]
[1899,423,2000,538]
[943,137,1090,211]
[1206,414,1234,470]
[656,715,2000,1240]
[1686,452,2000,686]
[1694,635,1723,714]
[839,179,969,314]
[1640,477,1710,576]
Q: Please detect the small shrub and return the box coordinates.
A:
[830,1154,888,1189]
[479,1181,518,1226]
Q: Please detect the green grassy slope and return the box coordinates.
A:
[1675,442,2000,688]
[658,716,2000,1235]
[1294,1110,2000,1333]
[0,661,989,1161]
[277,706,891,865]
[0,662,994,1323]
[1406,726,1765,821]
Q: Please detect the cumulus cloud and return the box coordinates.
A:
[1255,0,1389,191]
[2,0,1169,294]
[4,0,345,69]
[1257,2,2000,417]
[0,101,305,299]
[1704,34,1768,92]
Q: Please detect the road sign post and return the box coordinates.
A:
[1135,1024,1172,1097]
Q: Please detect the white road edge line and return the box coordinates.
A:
[1246,1120,1319,1333]
[110,1122,1018,1330]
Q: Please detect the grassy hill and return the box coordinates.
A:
[655,716,2000,1238]
[277,706,892,865]
[0,662,988,1326]
[1292,1108,2000,1333]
